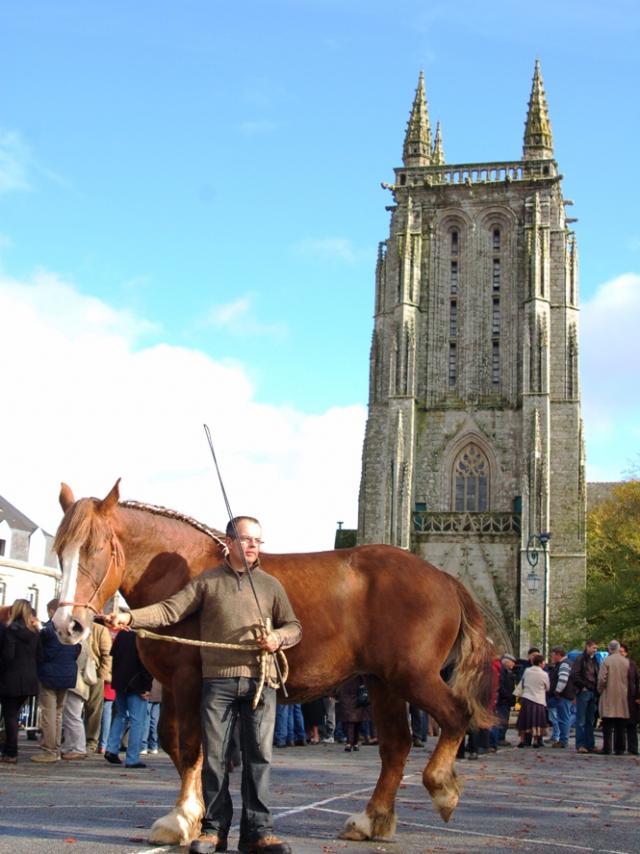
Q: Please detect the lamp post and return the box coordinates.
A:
[525,532,551,659]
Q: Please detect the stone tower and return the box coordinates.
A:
[357,62,586,654]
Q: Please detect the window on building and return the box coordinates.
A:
[0,580,6,605]
[448,342,457,387]
[28,585,39,614]
[492,298,500,336]
[0,539,5,557]
[492,258,501,290]
[492,341,500,385]
[450,300,458,337]
[492,228,501,252]
[454,443,489,512]
[451,229,459,256]
[450,261,458,294]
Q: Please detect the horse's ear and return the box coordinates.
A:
[59,483,75,512]
[98,478,121,515]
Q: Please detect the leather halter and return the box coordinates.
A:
[58,531,122,617]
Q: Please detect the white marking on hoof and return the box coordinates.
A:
[149,803,201,846]
[431,790,459,823]
[339,812,373,841]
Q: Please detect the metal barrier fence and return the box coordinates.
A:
[0,696,40,740]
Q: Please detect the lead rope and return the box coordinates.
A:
[134,620,289,710]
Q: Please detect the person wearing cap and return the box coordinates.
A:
[493,654,517,747]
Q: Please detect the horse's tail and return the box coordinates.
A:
[449,583,495,730]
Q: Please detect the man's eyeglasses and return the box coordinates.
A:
[234,536,264,547]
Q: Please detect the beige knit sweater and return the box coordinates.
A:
[129,562,301,678]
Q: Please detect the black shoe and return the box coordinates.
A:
[189,833,228,854]
[105,752,122,765]
[125,761,147,768]
[238,836,292,854]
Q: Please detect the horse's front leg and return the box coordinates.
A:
[148,681,204,845]
[340,681,411,842]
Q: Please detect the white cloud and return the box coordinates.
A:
[292,237,359,264]
[0,130,32,193]
[581,272,640,479]
[205,293,287,338]
[0,271,365,552]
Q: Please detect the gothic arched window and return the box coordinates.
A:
[453,443,489,512]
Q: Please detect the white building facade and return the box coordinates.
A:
[0,495,60,621]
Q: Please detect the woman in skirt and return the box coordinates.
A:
[516,653,550,748]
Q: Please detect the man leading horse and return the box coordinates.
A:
[105,515,301,854]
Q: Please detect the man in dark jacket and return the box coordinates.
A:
[494,654,517,746]
[31,599,80,763]
[571,640,599,754]
[104,626,153,768]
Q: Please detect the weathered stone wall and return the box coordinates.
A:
[358,71,586,656]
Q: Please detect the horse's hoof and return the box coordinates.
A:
[432,792,458,823]
[149,810,195,846]
[339,812,372,841]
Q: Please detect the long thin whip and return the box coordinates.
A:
[203,423,288,697]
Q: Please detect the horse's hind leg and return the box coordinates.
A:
[413,677,468,823]
[340,681,411,842]
[148,685,204,845]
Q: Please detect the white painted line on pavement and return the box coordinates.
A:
[312,807,634,854]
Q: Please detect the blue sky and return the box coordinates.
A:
[1,1,639,547]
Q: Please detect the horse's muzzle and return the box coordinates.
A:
[53,610,91,644]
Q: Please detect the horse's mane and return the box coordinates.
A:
[120,501,226,548]
[53,498,226,555]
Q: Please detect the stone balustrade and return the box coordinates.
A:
[395,159,556,188]
[413,511,521,535]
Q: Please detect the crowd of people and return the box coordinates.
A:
[2,580,640,854]
[471,640,640,758]
[0,597,161,767]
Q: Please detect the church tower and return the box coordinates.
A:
[358,62,586,653]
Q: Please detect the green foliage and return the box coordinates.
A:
[585,480,640,652]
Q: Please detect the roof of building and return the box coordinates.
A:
[0,494,39,533]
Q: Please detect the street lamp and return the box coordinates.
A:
[525,532,551,658]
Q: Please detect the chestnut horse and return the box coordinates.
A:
[52,480,493,845]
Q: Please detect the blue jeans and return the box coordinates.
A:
[200,677,276,843]
[548,697,572,745]
[143,701,160,751]
[274,703,305,746]
[491,701,512,746]
[548,697,560,742]
[575,689,597,750]
[98,699,113,750]
[106,691,148,765]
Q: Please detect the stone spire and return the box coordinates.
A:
[523,59,554,160]
[403,71,432,167]
[432,120,445,165]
